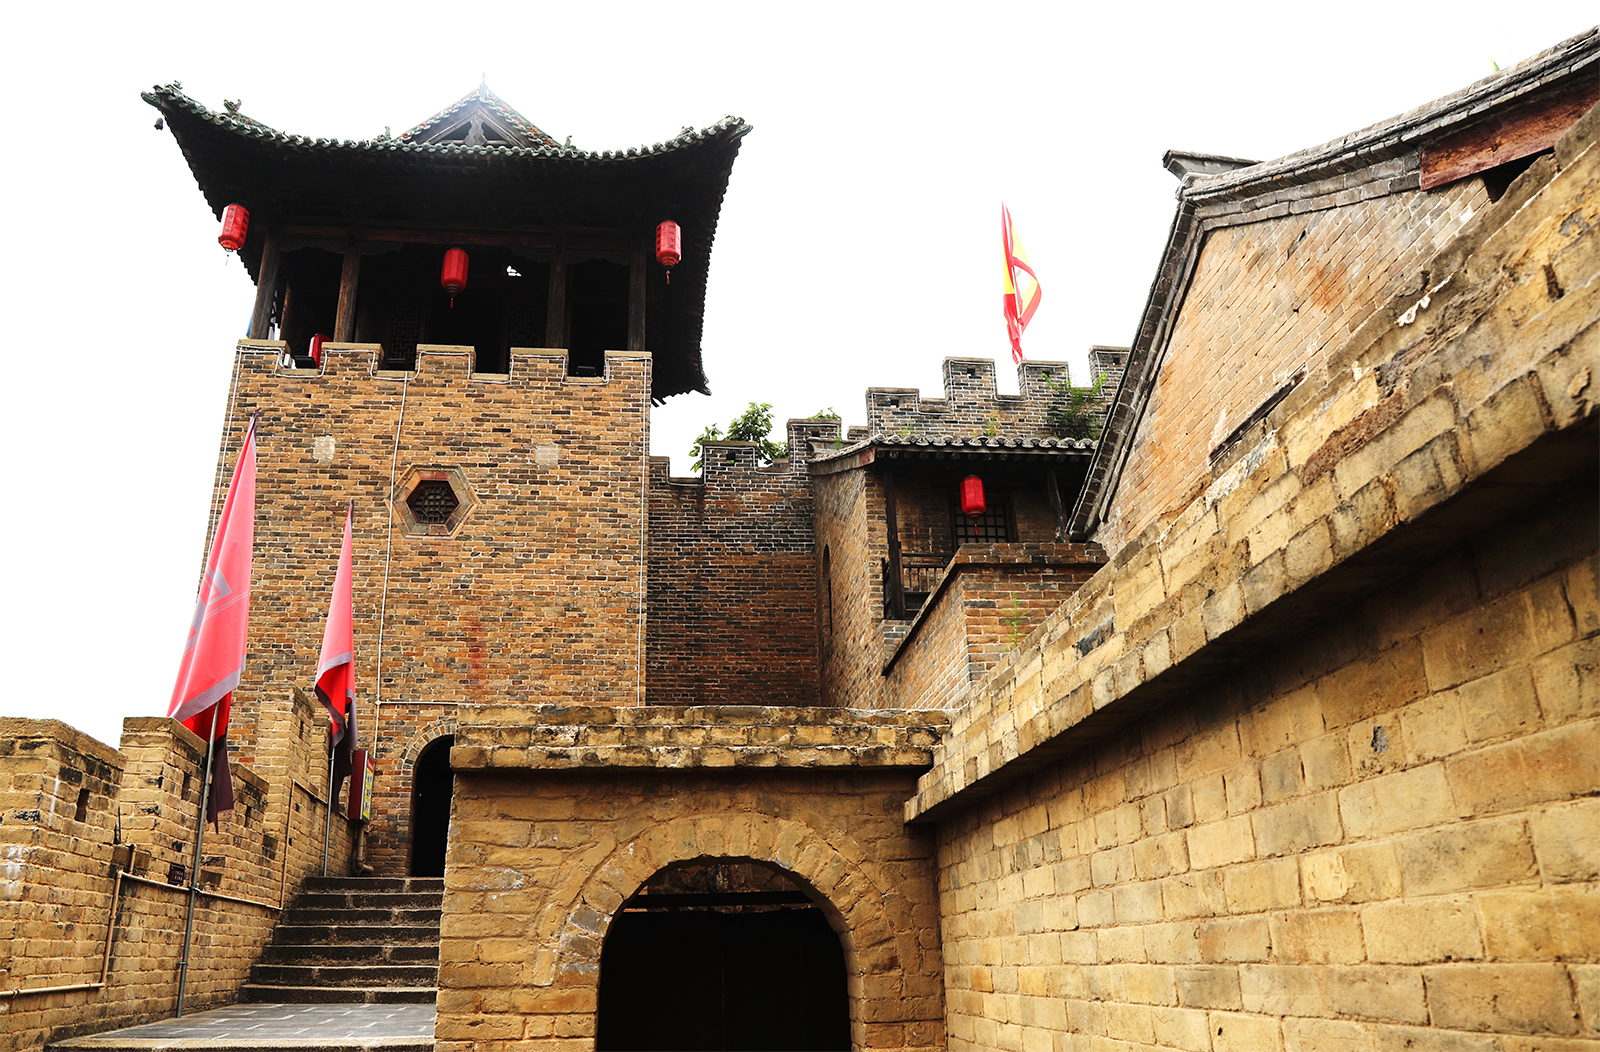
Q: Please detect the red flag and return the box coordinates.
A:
[168,415,257,822]
[316,501,357,802]
[1002,204,1041,364]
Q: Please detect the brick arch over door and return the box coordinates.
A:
[514,811,941,1051]
[398,718,460,772]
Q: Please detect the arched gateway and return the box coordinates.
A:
[434,707,948,1052]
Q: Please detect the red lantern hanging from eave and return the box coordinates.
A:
[655,221,681,284]
[441,248,469,305]
[218,204,249,252]
[961,476,987,518]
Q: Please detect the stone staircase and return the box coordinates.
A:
[239,876,443,1004]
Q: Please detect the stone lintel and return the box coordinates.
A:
[451,706,948,770]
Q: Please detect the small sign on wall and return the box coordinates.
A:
[349,749,374,823]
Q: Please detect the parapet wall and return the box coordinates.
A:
[1,699,355,1051]
[864,356,1122,441]
[646,434,824,707]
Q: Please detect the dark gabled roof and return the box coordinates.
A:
[1068,27,1600,539]
[809,433,1096,475]
[142,84,752,401]
[399,83,558,148]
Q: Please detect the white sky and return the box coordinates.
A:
[0,3,1591,748]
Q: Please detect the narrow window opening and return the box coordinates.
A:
[74,787,90,823]
[822,546,834,638]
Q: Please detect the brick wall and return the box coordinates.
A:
[934,498,1597,1051]
[437,708,947,1052]
[203,346,651,876]
[646,439,820,706]
[1098,179,1490,554]
[1,704,354,1051]
[815,467,889,709]
[866,357,1116,440]
[884,546,1105,711]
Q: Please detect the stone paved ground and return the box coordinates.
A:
[47,1004,435,1051]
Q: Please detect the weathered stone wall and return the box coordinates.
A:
[933,507,1597,1050]
[910,100,1600,1050]
[1,705,354,1052]
[884,546,1105,711]
[435,708,948,1052]
[203,345,651,876]
[646,438,822,707]
[1099,179,1490,555]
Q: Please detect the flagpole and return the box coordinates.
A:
[175,701,221,1018]
[322,737,337,877]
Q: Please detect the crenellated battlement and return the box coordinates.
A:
[862,354,1123,441]
[241,340,652,390]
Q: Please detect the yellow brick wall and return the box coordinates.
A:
[437,762,944,1052]
[934,504,1597,1050]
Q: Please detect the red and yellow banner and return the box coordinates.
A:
[1002,204,1041,363]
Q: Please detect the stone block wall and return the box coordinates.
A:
[436,708,948,1052]
[932,512,1597,1050]
[815,467,890,709]
[646,437,822,707]
[1,708,352,1051]
[202,345,651,876]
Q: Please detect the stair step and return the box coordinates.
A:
[289,907,442,926]
[303,876,444,894]
[262,943,439,964]
[250,963,439,987]
[238,983,437,1005]
[269,923,440,947]
[292,895,444,908]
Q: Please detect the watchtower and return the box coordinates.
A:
[146,83,749,875]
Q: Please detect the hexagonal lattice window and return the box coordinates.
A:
[407,480,460,524]
[393,466,476,537]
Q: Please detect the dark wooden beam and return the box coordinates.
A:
[1421,79,1598,190]
[248,227,280,340]
[544,247,567,348]
[627,236,647,352]
[278,221,633,254]
[1046,470,1067,542]
[333,247,361,343]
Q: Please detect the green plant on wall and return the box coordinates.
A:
[1006,592,1026,648]
[691,402,792,472]
[1043,367,1106,440]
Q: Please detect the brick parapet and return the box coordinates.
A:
[0,711,352,1052]
[908,99,1600,824]
[863,357,1114,441]
[450,706,948,769]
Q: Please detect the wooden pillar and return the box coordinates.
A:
[333,247,361,343]
[248,227,280,340]
[627,237,647,352]
[544,247,567,348]
[1046,469,1067,542]
[883,467,905,620]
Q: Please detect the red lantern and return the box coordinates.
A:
[960,476,986,518]
[218,204,249,252]
[441,248,469,305]
[655,221,681,283]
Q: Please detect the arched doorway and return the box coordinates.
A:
[596,859,849,1051]
[409,735,453,877]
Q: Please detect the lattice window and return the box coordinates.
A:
[955,502,1013,546]
[407,480,459,524]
